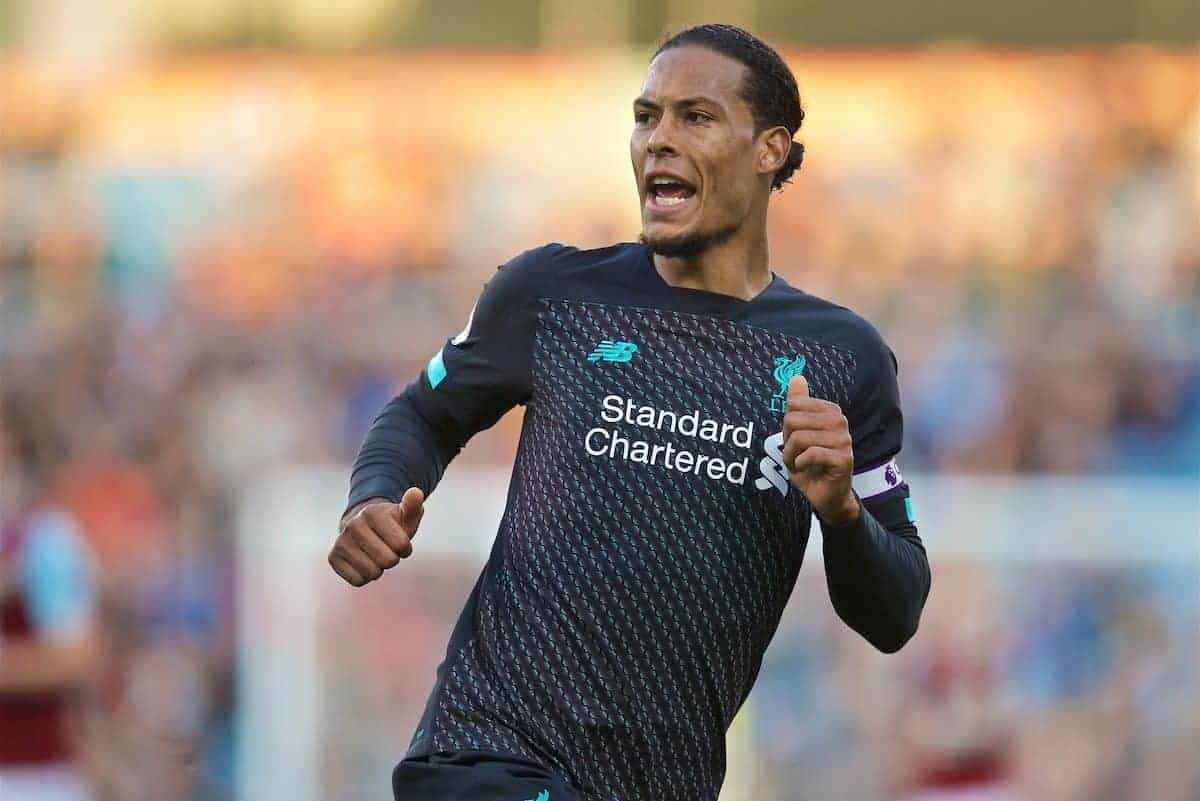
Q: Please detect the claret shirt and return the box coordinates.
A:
[348,242,930,801]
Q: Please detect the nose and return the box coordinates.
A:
[645,114,678,157]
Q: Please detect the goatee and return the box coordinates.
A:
[640,222,739,259]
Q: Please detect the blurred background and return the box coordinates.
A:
[1,1,1198,800]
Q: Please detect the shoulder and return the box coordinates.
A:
[768,284,897,379]
[491,242,569,286]
[503,242,574,271]
[474,243,568,309]
[489,241,642,299]
[761,285,901,423]
[830,303,897,383]
[507,241,641,273]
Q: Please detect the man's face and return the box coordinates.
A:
[631,46,763,258]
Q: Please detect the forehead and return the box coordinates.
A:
[640,45,750,109]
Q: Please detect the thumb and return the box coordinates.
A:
[789,374,809,398]
[394,487,425,528]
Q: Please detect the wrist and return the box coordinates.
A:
[341,496,392,526]
[817,491,861,529]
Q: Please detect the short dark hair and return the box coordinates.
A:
[654,24,805,191]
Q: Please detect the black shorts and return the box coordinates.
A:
[392,750,582,801]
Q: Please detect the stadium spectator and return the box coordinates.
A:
[0,405,101,801]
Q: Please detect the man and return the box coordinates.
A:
[1,412,100,801]
[331,23,931,801]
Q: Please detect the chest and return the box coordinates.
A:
[527,299,857,499]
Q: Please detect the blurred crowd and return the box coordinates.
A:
[1,47,1198,801]
[750,563,1200,801]
[3,52,1197,481]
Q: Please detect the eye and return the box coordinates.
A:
[634,110,653,125]
[686,111,712,124]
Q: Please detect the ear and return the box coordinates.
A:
[756,125,792,179]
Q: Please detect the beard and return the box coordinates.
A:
[639,219,740,259]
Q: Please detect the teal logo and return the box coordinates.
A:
[588,340,638,363]
[523,791,549,801]
[425,350,447,389]
[770,355,807,412]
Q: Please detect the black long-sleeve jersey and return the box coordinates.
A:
[348,242,931,801]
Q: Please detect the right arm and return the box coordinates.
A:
[330,244,559,586]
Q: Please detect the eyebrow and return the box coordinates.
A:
[633,95,725,110]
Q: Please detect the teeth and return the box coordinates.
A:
[657,195,686,206]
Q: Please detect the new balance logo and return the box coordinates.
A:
[522,791,549,801]
[588,340,638,363]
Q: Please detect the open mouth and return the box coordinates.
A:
[645,175,697,214]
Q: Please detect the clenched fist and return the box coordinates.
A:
[781,375,861,526]
[329,487,425,586]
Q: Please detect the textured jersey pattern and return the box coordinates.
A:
[429,299,858,801]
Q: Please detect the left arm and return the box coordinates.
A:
[817,496,928,653]
[782,343,930,653]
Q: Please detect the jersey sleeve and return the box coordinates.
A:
[818,321,929,653]
[346,244,560,513]
[419,244,559,437]
[846,326,916,531]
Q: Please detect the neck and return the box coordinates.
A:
[651,219,772,301]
